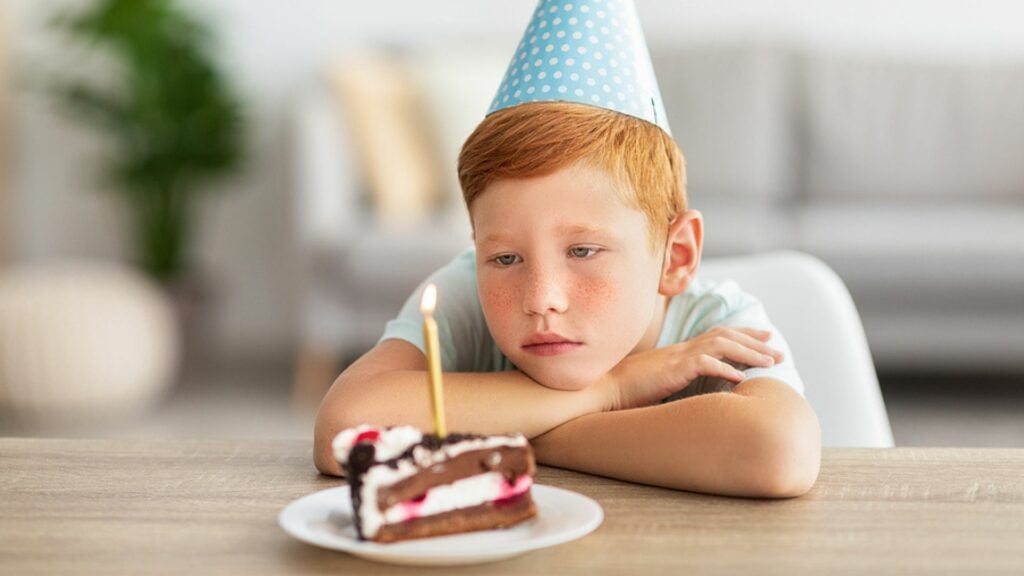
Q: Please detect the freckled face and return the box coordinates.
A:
[471,162,667,390]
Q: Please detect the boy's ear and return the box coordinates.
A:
[659,210,704,297]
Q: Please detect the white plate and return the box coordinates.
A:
[278,484,603,566]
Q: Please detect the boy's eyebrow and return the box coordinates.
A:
[477,233,513,247]
[554,223,607,236]
[478,225,611,247]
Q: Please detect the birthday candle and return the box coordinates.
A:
[419,283,447,438]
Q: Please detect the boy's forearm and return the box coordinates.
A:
[332,369,604,434]
[530,377,821,498]
[314,368,603,475]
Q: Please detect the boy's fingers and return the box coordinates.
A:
[707,339,776,368]
[731,327,773,341]
[721,362,747,382]
[685,328,785,363]
[695,355,747,382]
[711,328,783,361]
[730,331,785,362]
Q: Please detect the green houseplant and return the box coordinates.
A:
[53,0,243,283]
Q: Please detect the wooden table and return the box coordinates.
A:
[2,439,1022,575]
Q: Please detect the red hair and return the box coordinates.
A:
[458,101,686,250]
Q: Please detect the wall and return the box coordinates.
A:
[3,0,1024,362]
[0,6,9,266]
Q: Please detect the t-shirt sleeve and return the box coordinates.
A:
[378,249,496,372]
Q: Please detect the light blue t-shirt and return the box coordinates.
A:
[380,248,804,399]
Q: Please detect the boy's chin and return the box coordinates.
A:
[518,361,607,392]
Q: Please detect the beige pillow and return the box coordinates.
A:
[331,53,441,227]
[407,46,510,211]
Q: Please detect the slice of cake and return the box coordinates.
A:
[333,425,538,543]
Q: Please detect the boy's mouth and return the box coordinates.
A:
[522,333,582,356]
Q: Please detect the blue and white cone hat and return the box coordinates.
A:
[488,0,671,136]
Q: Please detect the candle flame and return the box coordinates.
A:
[420,283,437,315]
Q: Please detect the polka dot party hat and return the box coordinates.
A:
[488,0,671,135]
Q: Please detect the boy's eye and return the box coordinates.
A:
[569,246,600,259]
[494,254,521,266]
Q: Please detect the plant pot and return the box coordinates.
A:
[0,261,180,429]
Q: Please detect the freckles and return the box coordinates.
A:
[481,284,517,315]
[572,276,616,308]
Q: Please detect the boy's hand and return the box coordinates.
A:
[599,327,784,411]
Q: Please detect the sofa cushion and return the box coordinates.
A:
[802,54,1024,201]
[798,200,1024,306]
[798,200,1024,369]
[407,46,511,209]
[316,212,472,308]
[332,54,442,225]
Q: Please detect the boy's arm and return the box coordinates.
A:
[313,339,603,476]
[314,327,788,477]
[529,377,821,498]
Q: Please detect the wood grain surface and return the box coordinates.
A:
[2,439,1022,575]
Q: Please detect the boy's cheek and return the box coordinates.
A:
[571,274,616,307]
[480,283,517,314]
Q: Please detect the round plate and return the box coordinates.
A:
[278,484,603,566]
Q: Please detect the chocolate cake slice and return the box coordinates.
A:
[333,425,538,543]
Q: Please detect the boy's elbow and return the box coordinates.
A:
[754,435,820,498]
[313,400,361,477]
[746,405,822,498]
[313,431,342,476]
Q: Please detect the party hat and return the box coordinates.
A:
[488,0,671,135]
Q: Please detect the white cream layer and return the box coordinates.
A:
[333,425,527,468]
[333,425,423,464]
[359,472,533,538]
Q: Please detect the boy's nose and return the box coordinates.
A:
[522,264,568,316]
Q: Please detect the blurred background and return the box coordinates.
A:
[1,0,1022,446]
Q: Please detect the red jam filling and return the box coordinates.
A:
[354,429,380,444]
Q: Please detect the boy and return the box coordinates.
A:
[314,0,820,497]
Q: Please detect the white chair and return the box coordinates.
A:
[700,251,894,447]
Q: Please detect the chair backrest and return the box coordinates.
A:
[699,251,894,447]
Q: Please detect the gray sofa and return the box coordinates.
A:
[293,44,1024,376]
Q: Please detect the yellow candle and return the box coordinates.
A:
[419,283,447,438]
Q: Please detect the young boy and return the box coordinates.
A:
[314,0,820,497]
